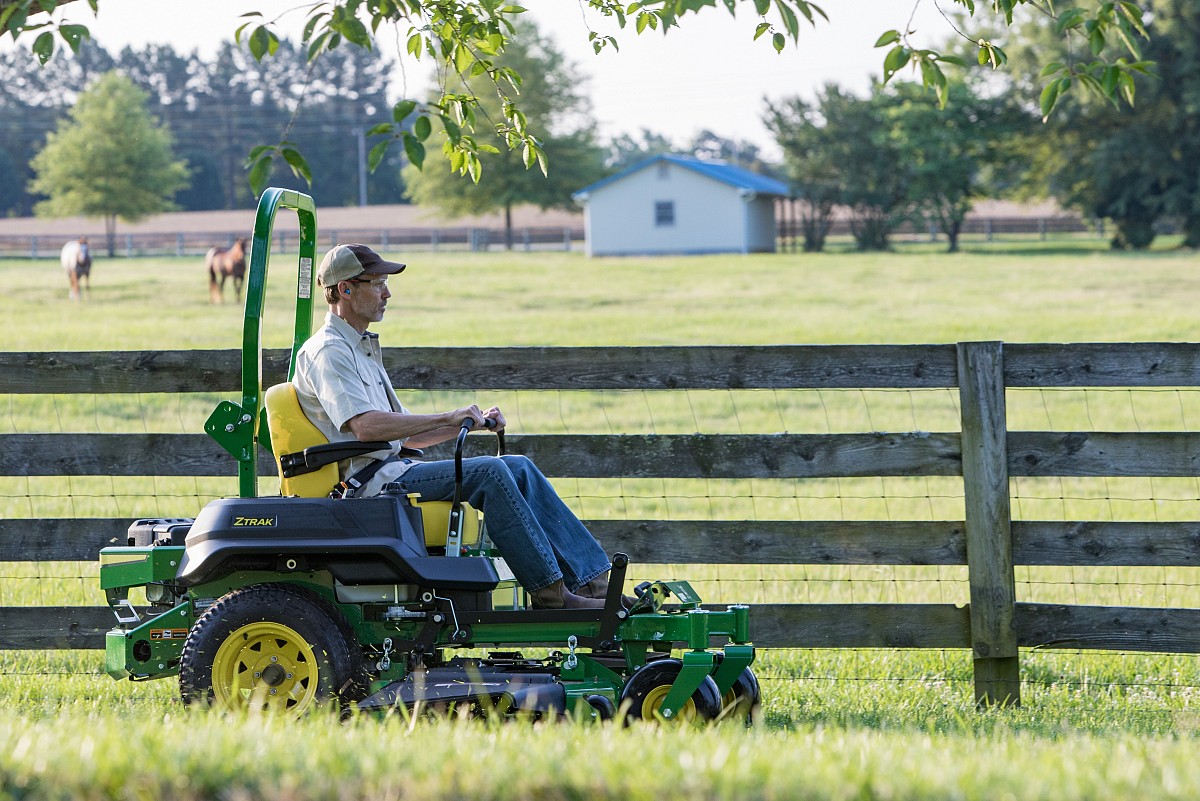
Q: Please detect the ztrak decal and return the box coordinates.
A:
[232,516,278,527]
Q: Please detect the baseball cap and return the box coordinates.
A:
[317,243,406,287]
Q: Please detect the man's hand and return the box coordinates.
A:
[483,406,506,432]
[454,404,488,429]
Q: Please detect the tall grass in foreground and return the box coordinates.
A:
[2,683,1200,801]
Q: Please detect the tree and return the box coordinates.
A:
[28,71,188,255]
[987,0,1199,250]
[0,0,1157,194]
[605,129,676,171]
[885,80,1031,252]
[403,20,605,249]
[765,94,842,252]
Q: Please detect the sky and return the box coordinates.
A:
[13,0,956,156]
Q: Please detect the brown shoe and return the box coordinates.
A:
[529,579,605,610]
[577,576,636,609]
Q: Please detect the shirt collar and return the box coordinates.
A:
[324,311,378,343]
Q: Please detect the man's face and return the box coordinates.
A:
[344,275,392,324]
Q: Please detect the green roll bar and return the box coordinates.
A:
[204,188,319,498]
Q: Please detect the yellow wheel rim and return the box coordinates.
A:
[640,684,698,724]
[211,621,320,714]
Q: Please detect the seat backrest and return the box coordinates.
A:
[264,382,338,498]
[263,382,481,550]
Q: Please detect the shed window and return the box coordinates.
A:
[655,201,675,227]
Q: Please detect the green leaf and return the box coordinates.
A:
[247,155,273,197]
[393,99,417,123]
[248,26,272,60]
[874,29,900,48]
[882,44,909,80]
[1039,60,1065,78]
[753,22,770,40]
[280,147,311,183]
[57,23,87,52]
[414,115,432,141]
[772,31,784,52]
[1039,80,1061,120]
[467,153,482,183]
[366,122,393,136]
[407,32,424,58]
[753,0,769,14]
[367,140,390,173]
[1055,8,1086,34]
[442,115,462,144]
[403,132,426,169]
[32,31,53,65]
[1118,70,1136,105]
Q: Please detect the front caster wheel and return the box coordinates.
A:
[619,658,721,725]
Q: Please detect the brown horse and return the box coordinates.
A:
[61,237,92,301]
[207,237,248,304]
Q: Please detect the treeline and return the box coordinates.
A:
[4,1,1197,253]
[768,0,1200,253]
[0,38,408,215]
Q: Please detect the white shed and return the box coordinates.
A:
[572,155,792,257]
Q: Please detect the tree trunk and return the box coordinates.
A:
[945,219,962,253]
[105,215,117,258]
[504,203,514,250]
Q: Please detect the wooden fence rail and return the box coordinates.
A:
[3,342,1199,706]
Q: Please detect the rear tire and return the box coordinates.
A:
[179,583,367,715]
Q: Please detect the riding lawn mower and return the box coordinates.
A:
[100,189,759,723]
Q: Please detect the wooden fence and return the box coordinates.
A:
[3,342,1200,706]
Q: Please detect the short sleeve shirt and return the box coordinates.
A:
[293,313,411,480]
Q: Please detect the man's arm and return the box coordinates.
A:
[345,404,491,448]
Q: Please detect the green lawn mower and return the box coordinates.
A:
[100,189,759,723]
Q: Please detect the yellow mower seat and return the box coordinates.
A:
[263,382,480,549]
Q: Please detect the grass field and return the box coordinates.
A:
[4,238,1200,799]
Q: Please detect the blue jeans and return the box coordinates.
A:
[382,455,611,593]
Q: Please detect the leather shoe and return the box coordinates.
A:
[577,576,636,609]
[529,579,605,609]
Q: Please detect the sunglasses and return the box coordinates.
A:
[348,277,389,288]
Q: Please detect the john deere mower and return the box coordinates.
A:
[100,189,759,723]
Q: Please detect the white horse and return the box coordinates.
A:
[61,238,92,301]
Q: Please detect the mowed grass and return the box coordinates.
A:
[5,236,1200,799]
[5,236,1199,349]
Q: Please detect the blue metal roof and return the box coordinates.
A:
[574,155,792,199]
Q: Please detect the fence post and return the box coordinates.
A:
[957,340,1020,707]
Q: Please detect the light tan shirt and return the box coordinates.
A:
[293,312,412,481]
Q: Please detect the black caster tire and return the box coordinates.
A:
[619,658,722,725]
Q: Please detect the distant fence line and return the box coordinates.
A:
[0,226,581,259]
[0,215,1108,259]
